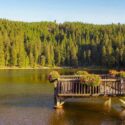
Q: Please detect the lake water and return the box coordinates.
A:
[0,69,124,125]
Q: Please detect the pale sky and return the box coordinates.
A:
[0,0,125,24]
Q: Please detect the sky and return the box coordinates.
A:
[0,0,125,24]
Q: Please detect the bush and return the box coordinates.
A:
[48,71,60,83]
[75,71,89,75]
[108,70,125,78]
[109,70,118,76]
[117,71,125,78]
[80,74,101,86]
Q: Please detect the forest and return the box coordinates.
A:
[0,19,125,68]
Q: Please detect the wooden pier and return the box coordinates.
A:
[53,75,125,108]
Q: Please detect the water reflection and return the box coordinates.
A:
[50,102,124,125]
[0,69,124,125]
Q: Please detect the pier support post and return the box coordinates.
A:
[54,96,64,109]
[54,88,64,109]
[104,97,112,111]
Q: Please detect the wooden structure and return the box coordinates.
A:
[54,75,125,108]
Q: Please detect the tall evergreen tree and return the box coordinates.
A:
[0,19,125,68]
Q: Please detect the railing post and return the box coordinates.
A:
[120,78,124,95]
[104,81,106,95]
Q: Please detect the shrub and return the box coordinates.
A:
[109,70,125,78]
[109,70,118,76]
[80,74,101,86]
[48,71,60,83]
[117,71,125,78]
[75,71,89,75]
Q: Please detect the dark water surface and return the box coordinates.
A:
[0,69,124,125]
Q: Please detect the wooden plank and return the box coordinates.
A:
[58,94,100,97]
[58,93,125,97]
[59,78,117,82]
[101,79,118,82]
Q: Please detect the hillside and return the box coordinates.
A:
[0,19,125,68]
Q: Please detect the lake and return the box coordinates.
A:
[0,69,124,125]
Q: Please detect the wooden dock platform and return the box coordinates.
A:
[53,75,125,108]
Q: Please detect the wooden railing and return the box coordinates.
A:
[55,75,125,97]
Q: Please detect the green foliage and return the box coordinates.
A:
[109,70,119,76]
[0,19,125,68]
[48,71,60,83]
[75,71,89,75]
[0,35,5,67]
[108,70,125,78]
[40,55,46,66]
[117,71,125,78]
[80,74,101,86]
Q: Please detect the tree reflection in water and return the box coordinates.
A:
[49,102,125,125]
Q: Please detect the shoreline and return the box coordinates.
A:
[0,66,110,70]
[0,66,72,70]
[0,66,122,71]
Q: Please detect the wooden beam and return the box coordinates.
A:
[58,94,100,97]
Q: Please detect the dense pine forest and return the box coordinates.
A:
[0,19,125,68]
